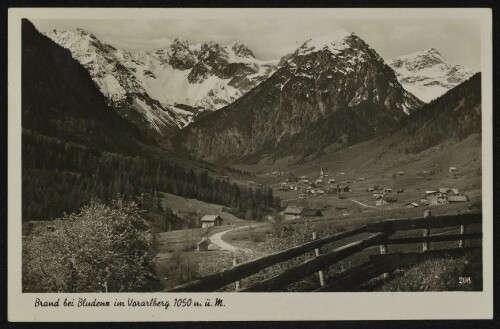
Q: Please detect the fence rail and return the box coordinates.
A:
[165,212,482,292]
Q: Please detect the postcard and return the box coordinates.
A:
[7,7,493,321]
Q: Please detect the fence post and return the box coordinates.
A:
[233,257,241,291]
[312,232,326,286]
[459,224,467,248]
[422,210,432,251]
[379,243,389,279]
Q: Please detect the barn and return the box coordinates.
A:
[405,202,421,208]
[427,194,448,205]
[439,188,460,196]
[448,195,468,203]
[283,205,304,220]
[197,239,210,252]
[375,196,387,206]
[302,208,323,217]
[201,215,223,228]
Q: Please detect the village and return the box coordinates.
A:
[175,163,474,255]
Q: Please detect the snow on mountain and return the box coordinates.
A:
[388,48,475,103]
[297,29,354,56]
[291,29,421,115]
[179,29,424,161]
[47,29,278,135]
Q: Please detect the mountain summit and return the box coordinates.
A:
[178,29,423,161]
[388,48,475,102]
[47,29,278,136]
[296,29,356,56]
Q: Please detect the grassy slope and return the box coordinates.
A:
[154,192,253,289]
[234,133,481,219]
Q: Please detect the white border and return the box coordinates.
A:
[8,7,493,322]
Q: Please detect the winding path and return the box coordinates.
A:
[209,225,253,252]
[350,199,376,208]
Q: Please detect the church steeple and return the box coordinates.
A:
[320,166,324,177]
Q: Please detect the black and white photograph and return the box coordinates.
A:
[8,7,493,321]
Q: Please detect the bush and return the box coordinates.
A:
[23,199,160,292]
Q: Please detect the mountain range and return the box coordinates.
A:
[47,27,476,143]
[22,19,482,221]
[388,48,475,102]
[177,29,424,161]
[48,29,278,136]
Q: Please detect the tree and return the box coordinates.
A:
[22,199,160,292]
[268,210,286,238]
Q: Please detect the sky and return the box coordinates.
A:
[33,18,482,71]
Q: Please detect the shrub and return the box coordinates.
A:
[23,199,160,292]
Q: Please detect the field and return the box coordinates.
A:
[154,192,253,289]
[154,134,482,291]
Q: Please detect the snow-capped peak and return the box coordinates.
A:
[229,40,255,59]
[297,29,355,56]
[171,37,190,48]
[388,48,475,102]
[47,28,279,134]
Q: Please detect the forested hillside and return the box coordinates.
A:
[394,73,481,154]
[22,20,278,223]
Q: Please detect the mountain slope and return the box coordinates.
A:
[22,19,279,222]
[388,48,475,103]
[22,19,152,155]
[393,72,481,154]
[47,29,278,135]
[177,29,423,162]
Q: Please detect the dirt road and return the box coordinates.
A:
[209,226,252,252]
[350,199,376,208]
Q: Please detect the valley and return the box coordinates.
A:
[21,19,484,293]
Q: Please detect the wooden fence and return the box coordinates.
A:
[165,212,482,292]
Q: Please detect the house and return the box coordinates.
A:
[375,196,387,206]
[283,205,304,220]
[405,202,421,208]
[385,196,398,203]
[427,194,448,205]
[383,188,392,194]
[299,193,308,199]
[438,188,460,195]
[328,178,336,184]
[448,195,468,203]
[338,186,352,193]
[358,177,366,181]
[420,199,430,205]
[397,188,404,193]
[449,167,457,172]
[426,190,440,196]
[302,208,323,217]
[201,215,223,228]
[338,194,347,199]
[197,239,210,252]
[315,178,324,185]
[314,189,325,196]
[398,172,405,176]
[366,187,374,192]
[373,191,384,198]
